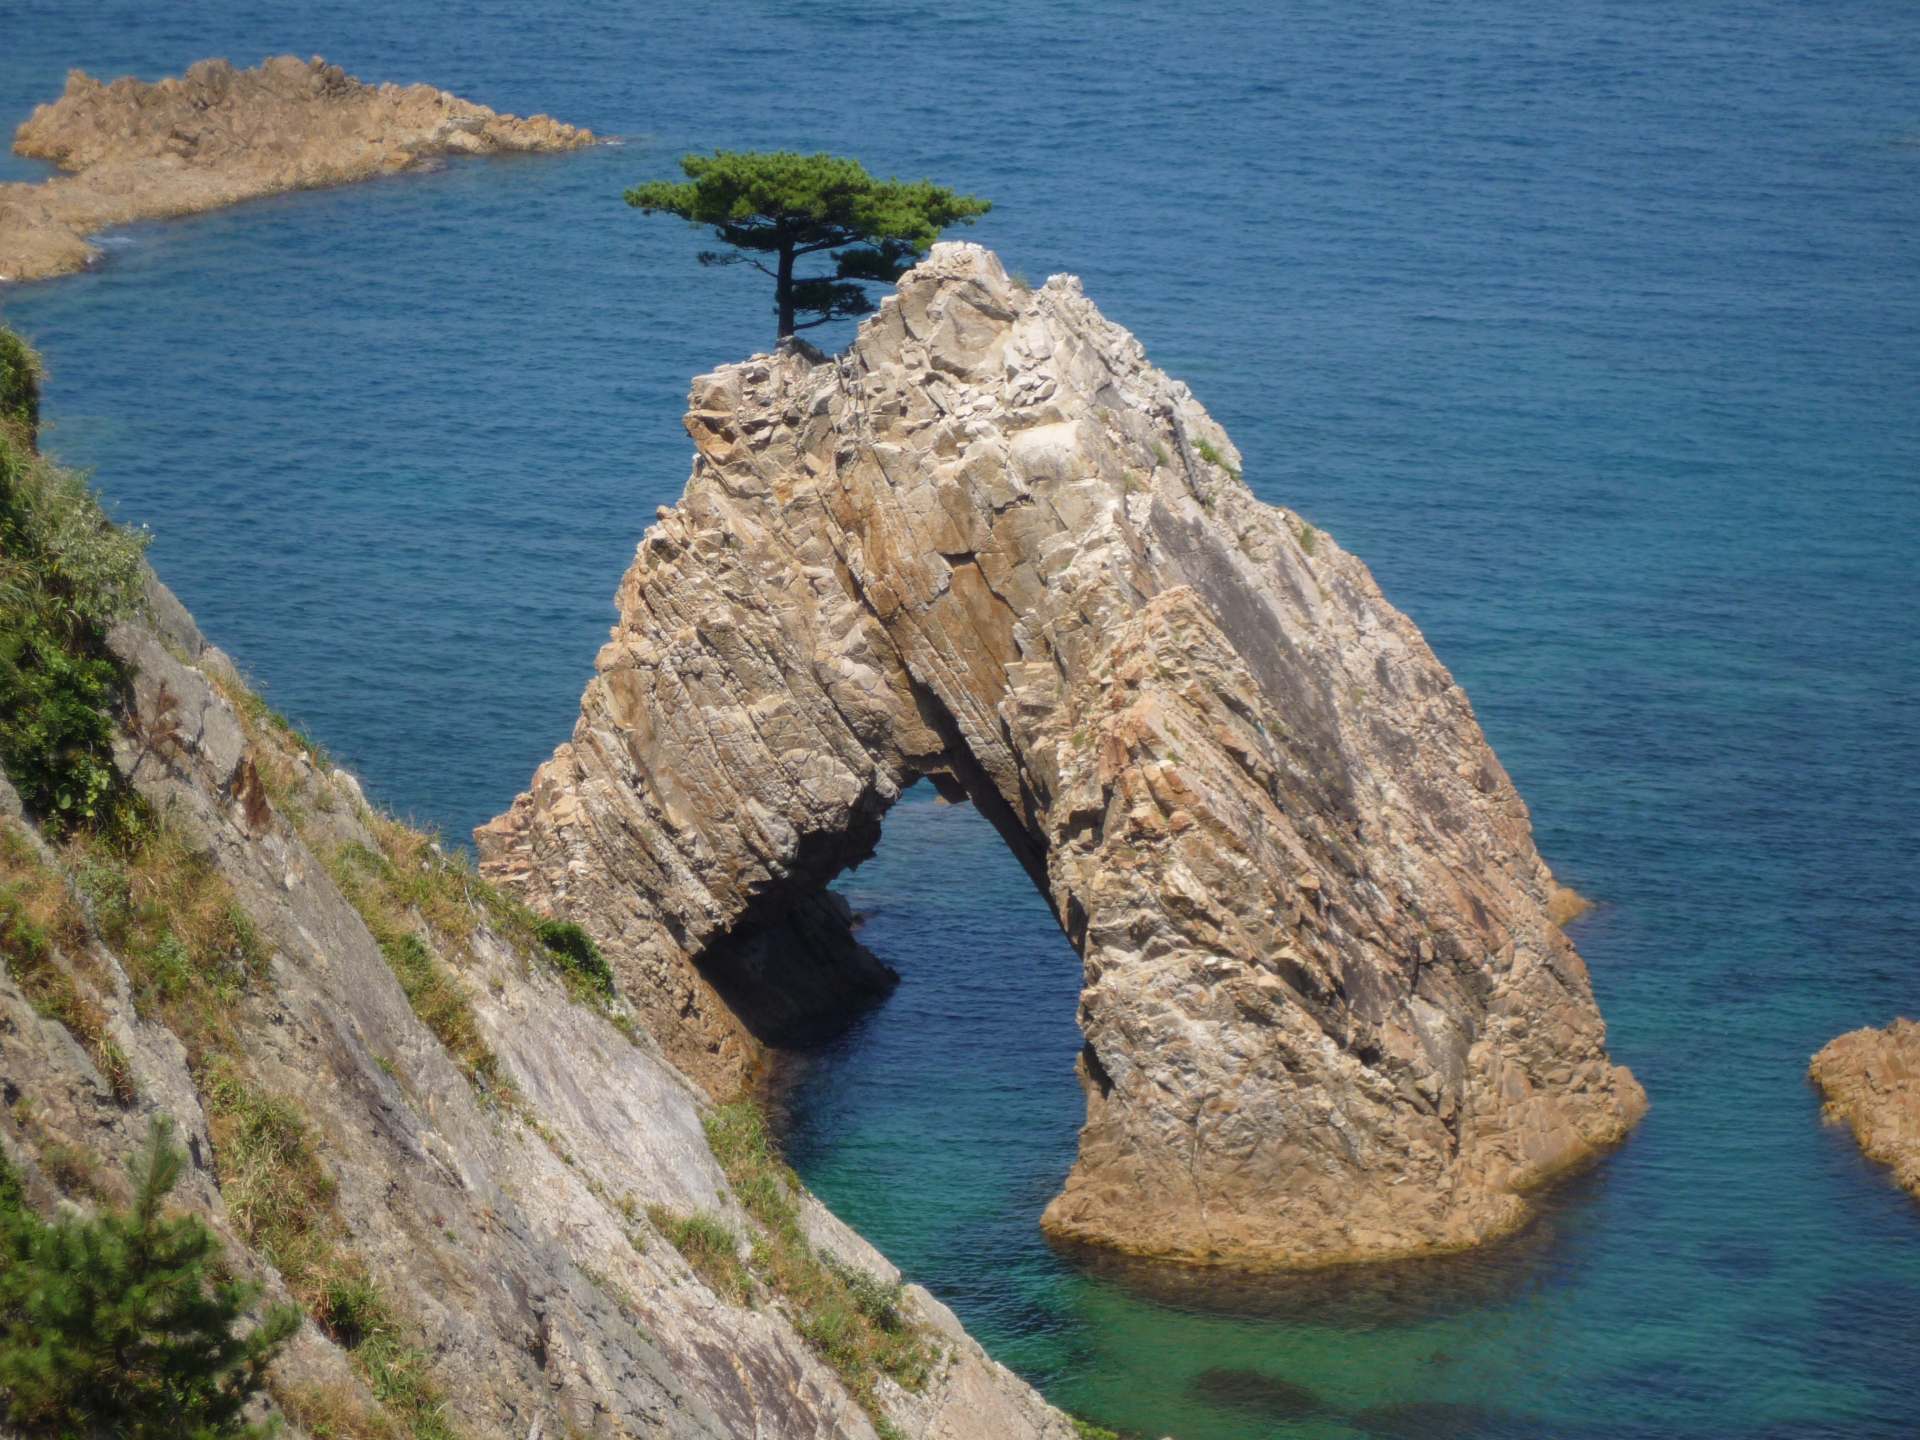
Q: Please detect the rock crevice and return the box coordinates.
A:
[481,244,1647,1268]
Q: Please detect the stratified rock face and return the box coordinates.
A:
[480,243,1646,1268]
[0,56,591,283]
[1811,1019,1920,1201]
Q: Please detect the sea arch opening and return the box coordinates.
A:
[764,778,1089,1311]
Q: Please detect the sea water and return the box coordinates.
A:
[2,3,1916,1435]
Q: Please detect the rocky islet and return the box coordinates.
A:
[1811,1017,1920,1201]
[0,55,591,284]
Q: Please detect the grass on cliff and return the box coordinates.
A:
[57,833,459,1440]
[68,821,270,1075]
[646,1206,752,1304]
[0,822,135,1102]
[201,1060,458,1440]
[323,840,509,1100]
[651,1099,938,1428]
[1193,437,1242,483]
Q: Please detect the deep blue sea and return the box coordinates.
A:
[4,4,1918,1436]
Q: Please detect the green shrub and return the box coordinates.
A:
[0,1116,299,1439]
[534,918,615,999]
[0,328,148,839]
[1293,518,1318,556]
[0,331,39,439]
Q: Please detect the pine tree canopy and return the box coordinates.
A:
[625,151,991,340]
[0,1117,299,1439]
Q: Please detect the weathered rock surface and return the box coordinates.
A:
[0,56,591,283]
[1811,1018,1920,1201]
[478,242,1647,1268]
[0,350,1072,1434]
[0,577,1073,1439]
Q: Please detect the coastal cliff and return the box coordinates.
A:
[0,336,1073,1437]
[0,56,591,283]
[1811,1019,1920,1201]
[479,243,1647,1269]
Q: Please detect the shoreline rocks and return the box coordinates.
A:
[1811,1018,1920,1201]
[479,242,1646,1270]
[1,55,592,283]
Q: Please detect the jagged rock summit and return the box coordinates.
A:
[1811,1018,1920,1202]
[480,243,1647,1268]
[0,55,591,283]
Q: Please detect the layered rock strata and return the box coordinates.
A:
[479,243,1647,1268]
[1810,1018,1920,1201]
[1,56,591,283]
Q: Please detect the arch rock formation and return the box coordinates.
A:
[477,243,1645,1268]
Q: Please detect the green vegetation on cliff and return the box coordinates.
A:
[651,1098,938,1432]
[0,333,148,838]
[0,1117,299,1439]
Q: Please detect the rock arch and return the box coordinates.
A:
[477,245,1644,1268]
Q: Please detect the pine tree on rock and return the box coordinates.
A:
[626,151,991,341]
[0,1116,300,1439]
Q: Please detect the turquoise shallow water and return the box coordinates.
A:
[4,3,1918,1435]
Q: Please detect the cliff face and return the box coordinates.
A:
[479,243,1647,1268]
[1811,1019,1920,1201]
[0,344,1072,1438]
[1,56,591,283]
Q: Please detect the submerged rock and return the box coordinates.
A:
[1349,1399,1531,1438]
[0,56,591,283]
[1189,1367,1325,1419]
[1810,1018,1920,1200]
[480,242,1645,1268]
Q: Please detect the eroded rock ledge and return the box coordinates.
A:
[0,55,591,283]
[479,243,1647,1268]
[1811,1019,1920,1201]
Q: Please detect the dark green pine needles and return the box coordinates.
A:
[626,151,990,341]
[0,1117,299,1439]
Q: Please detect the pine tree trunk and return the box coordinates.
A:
[776,243,796,341]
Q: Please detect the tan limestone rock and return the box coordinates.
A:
[480,243,1646,1269]
[1811,1018,1920,1201]
[1,56,592,283]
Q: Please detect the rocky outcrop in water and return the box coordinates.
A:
[0,56,591,283]
[479,243,1647,1268]
[1811,1019,1920,1201]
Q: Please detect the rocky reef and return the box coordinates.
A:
[1811,1018,1920,1201]
[0,56,591,283]
[0,336,1073,1437]
[479,243,1647,1269]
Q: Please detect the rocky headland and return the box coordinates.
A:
[478,242,1647,1269]
[0,56,591,283]
[0,334,1073,1436]
[1811,1018,1920,1200]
